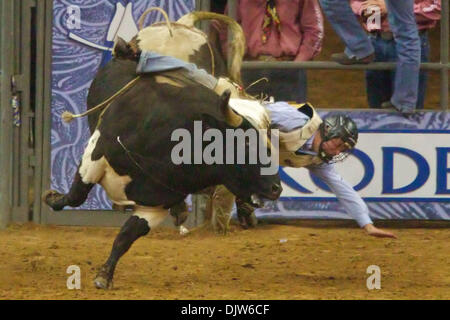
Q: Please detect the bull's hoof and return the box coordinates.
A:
[179,225,190,236]
[237,211,258,229]
[94,265,113,289]
[42,190,66,211]
[94,276,113,290]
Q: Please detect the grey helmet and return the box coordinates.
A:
[318,114,358,163]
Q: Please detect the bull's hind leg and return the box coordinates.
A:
[43,130,105,210]
[43,169,95,211]
[94,206,168,289]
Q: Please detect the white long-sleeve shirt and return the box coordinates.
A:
[266,101,373,227]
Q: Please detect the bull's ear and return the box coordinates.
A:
[220,89,243,127]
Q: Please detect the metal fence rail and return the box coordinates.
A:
[243,61,450,71]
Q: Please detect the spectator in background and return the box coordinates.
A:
[210,0,228,14]
[216,0,324,103]
[320,0,421,114]
[351,0,441,109]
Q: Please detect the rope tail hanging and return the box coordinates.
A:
[139,7,174,37]
[61,76,141,124]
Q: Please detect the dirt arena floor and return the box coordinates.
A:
[0,221,448,300]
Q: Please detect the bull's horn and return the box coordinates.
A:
[220,89,242,127]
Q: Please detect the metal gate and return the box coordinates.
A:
[0,0,50,228]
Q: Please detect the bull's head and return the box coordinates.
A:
[217,90,282,207]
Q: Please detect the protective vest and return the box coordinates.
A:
[277,103,324,168]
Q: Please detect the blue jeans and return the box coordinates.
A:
[242,68,307,103]
[320,0,421,111]
[366,32,429,109]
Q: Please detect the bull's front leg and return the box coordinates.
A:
[236,198,258,229]
[169,200,191,235]
[94,206,168,289]
[169,200,189,226]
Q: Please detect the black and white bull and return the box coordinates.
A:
[86,11,253,226]
[43,11,280,289]
[43,60,281,289]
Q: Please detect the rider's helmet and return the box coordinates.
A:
[317,114,358,163]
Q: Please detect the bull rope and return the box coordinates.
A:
[116,136,188,197]
[61,76,141,124]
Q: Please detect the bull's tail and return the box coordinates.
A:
[177,12,245,85]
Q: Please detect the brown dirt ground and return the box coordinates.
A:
[0,221,448,300]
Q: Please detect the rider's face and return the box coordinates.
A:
[320,138,351,157]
